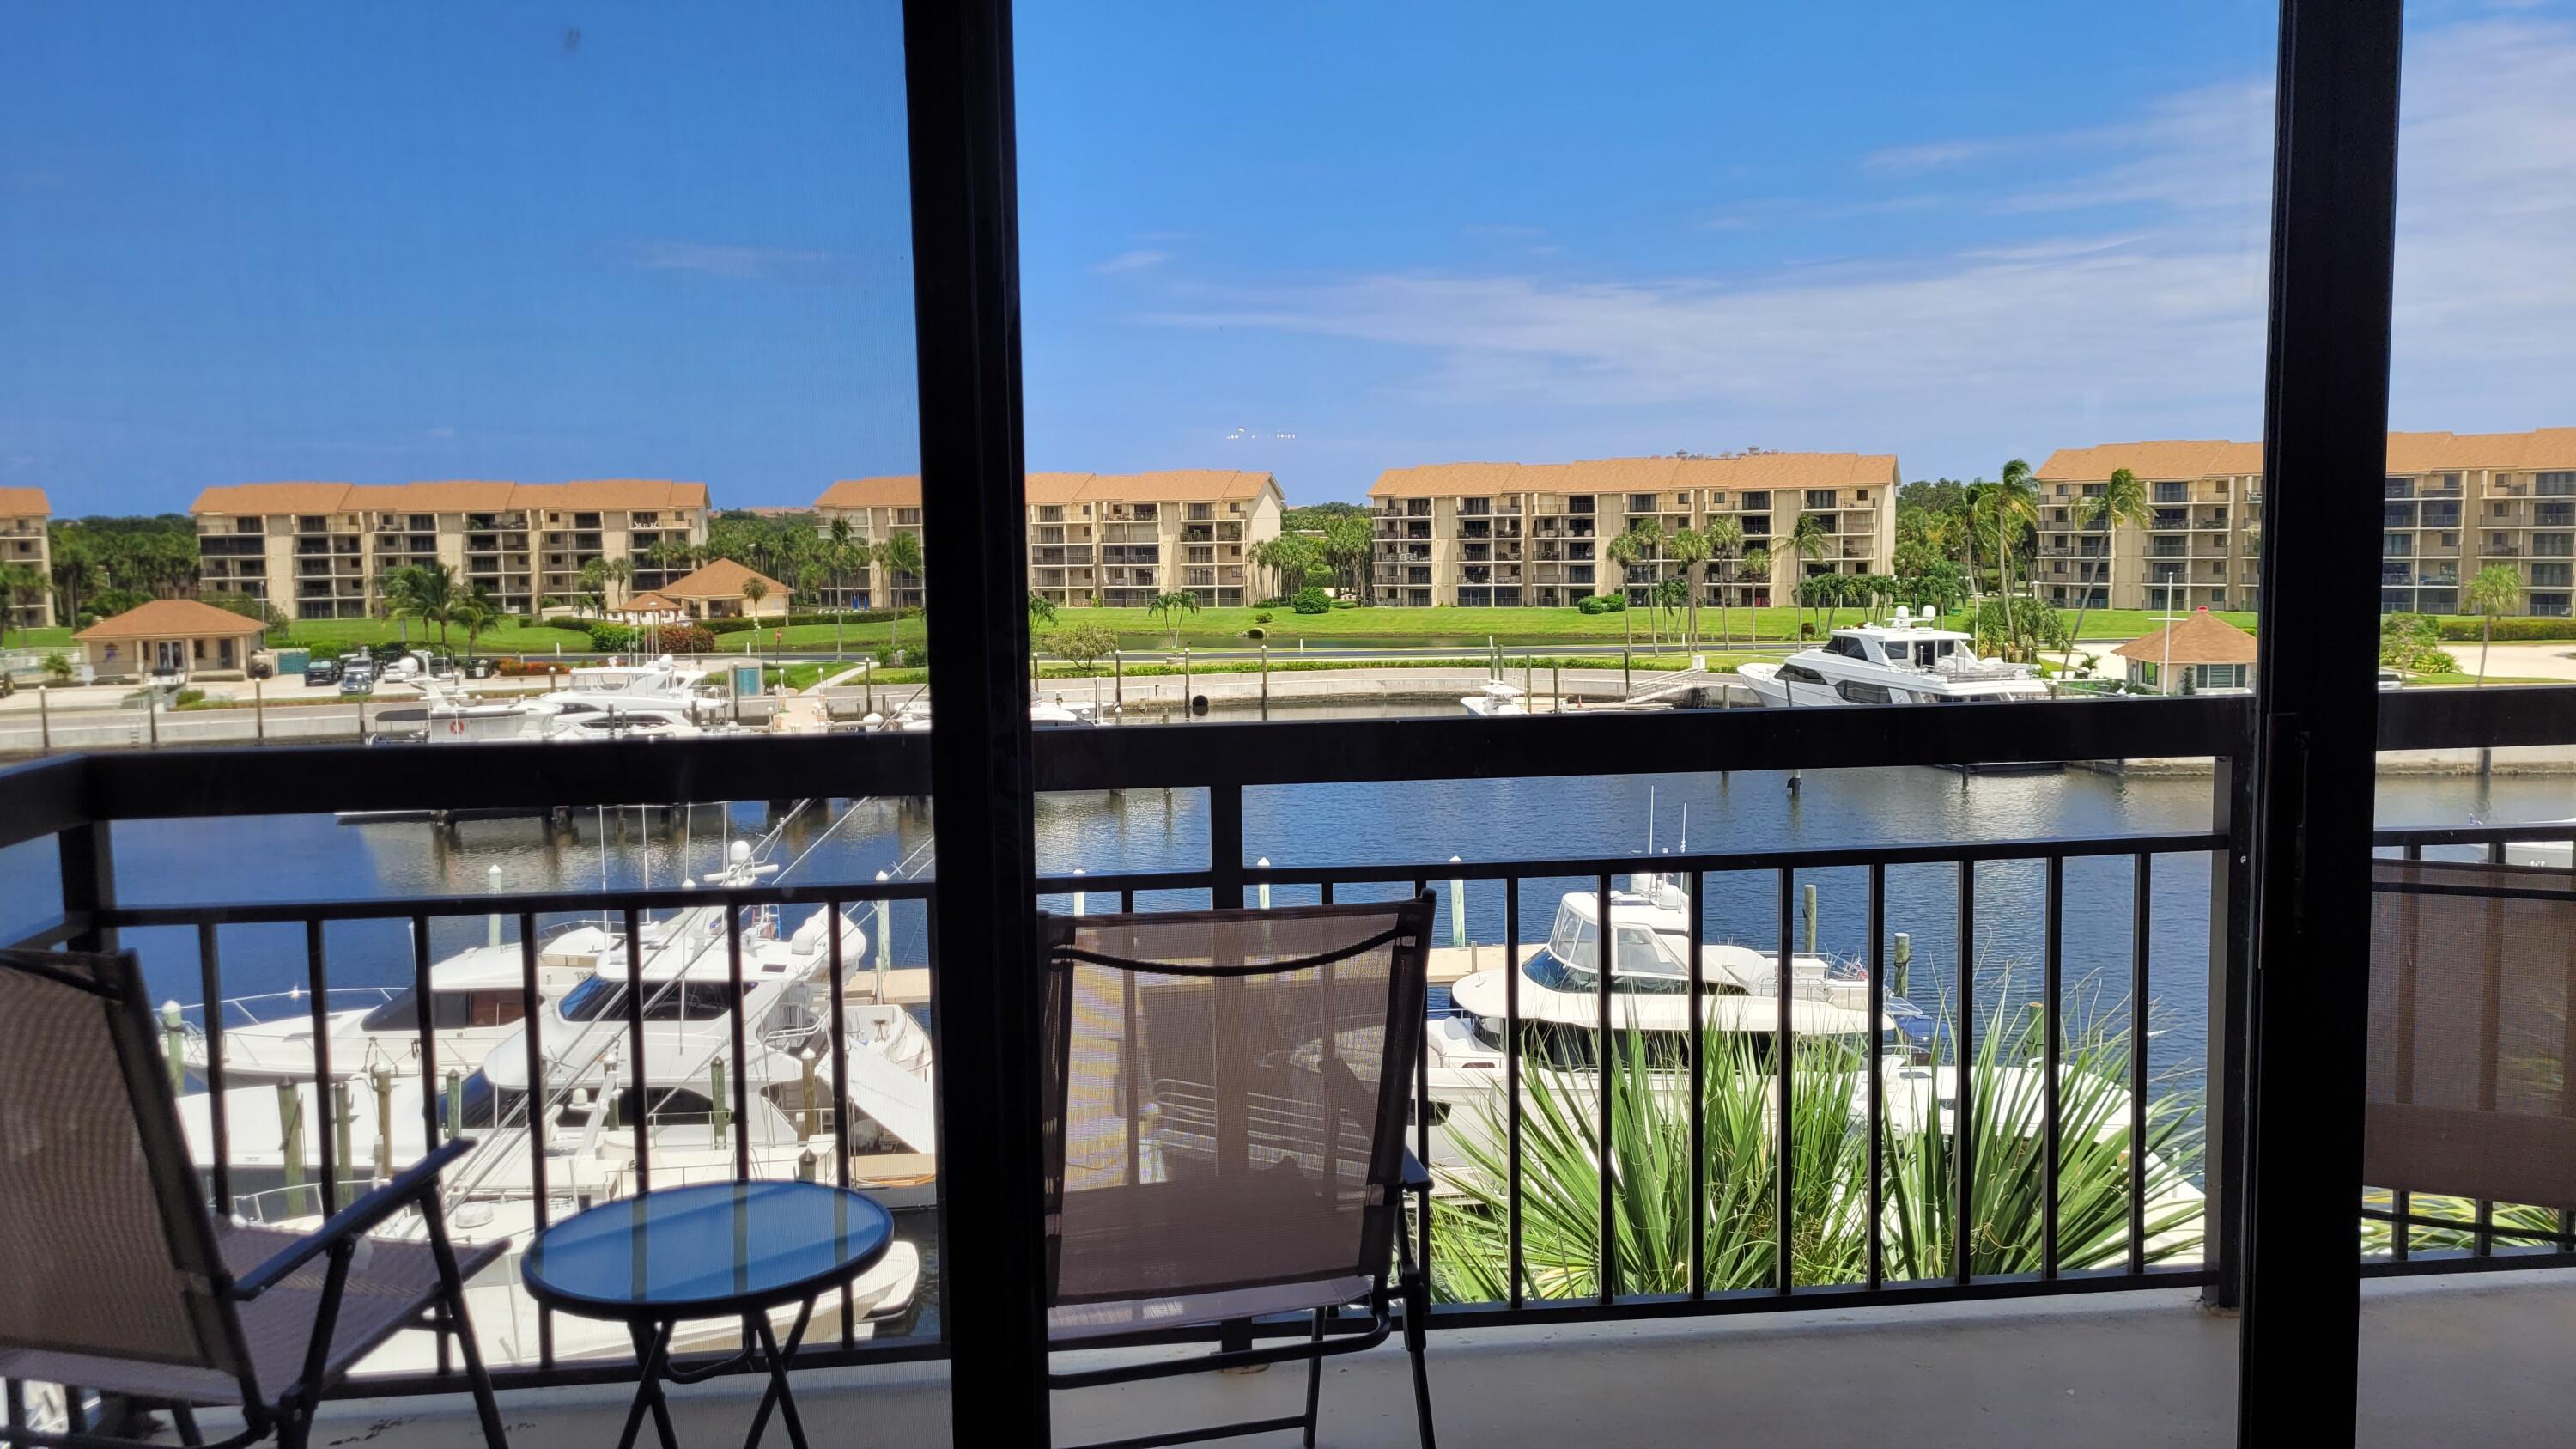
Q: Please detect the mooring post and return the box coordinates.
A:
[444,1068,463,1141]
[161,1001,187,1098]
[373,1064,396,1181]
[710,1060,731,1151]
[332,1080,354,1209]
[277,1083,308,1217]
[1893,932,1912,998]
[1803,882,1819,954]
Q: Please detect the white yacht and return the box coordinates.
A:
[875,694,1100,732]
[1423,873,1929,1110]
[1739,607,2050,706]
[174,925,602,1087]
[374,657,742,744]
[1461,680,1528,717]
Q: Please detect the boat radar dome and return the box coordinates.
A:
[729,840,753,866]
[1894,605,1913,623]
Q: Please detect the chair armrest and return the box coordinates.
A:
[1400,1147,1432,1196]
[231,1136,477,1299]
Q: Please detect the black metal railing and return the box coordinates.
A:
[0,687,2567,1406]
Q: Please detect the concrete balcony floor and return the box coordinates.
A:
[206,1272,2572,1448]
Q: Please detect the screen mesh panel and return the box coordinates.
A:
[2366,861,2576,1209]
[1040,900,1428,1315]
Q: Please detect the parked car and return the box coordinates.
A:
[464,656,497,679]
[304,658,343,687]
[339,662,376,697]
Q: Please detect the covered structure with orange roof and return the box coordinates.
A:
[2035,428,2576,617]
[189,480,709,623]
[653,558,791,621]
[2111,607,2258,696]
[1364,453,1899,608]
[74,597,269,681]
[813,470,1283,609]
[0,487,52,631]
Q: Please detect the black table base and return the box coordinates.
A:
[614,1298,817,1449]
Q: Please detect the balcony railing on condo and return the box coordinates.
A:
[1,691,2565,1414]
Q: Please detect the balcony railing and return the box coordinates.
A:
[0,690,2566,1411]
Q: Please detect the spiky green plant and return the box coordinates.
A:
[1428,984,2202,1302]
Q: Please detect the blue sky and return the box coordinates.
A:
[4,2,2570,513]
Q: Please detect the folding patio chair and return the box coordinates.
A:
[0,947,508,1449]
[1038,895,1438,1449]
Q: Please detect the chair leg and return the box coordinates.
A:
[1403,1276,1436,1449]
[424,1197,510,1449]
[1301,1308,1326,1449]
[169,1403,206,1446]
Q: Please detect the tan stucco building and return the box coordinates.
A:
[1,488,52,631]
[76,598,268,680]
[813,471,1286,609]
[2035,429,2576,617]
[1364,454,1900,608]
[190,481,710,622]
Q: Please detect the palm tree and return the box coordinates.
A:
[1027,591,1059,628]
[1321,514,1375,605]
[0,563,46,645]
[740,575,772,660]
[2464,563,2522,685]
[1783,514,1830,638]
[380,562,459,649]
[1701,515,1742,651]
[827,517,857,607]
[604,556,635,608]
[1604,522,1664,635]
[1976,460,2041,654]
[2062,467,2151,671]
[577,557,611,619]
[874,531,926,654]
[449,584,502,659]
[1666,526,1710,650]
[1736,545,1771,639]
[1146,588,1200,648]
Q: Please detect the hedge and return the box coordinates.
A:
[703,607,914,636]
[2436,617,2576,642]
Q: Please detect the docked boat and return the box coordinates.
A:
[1461,680,1528,717]
[1738,607,2050,706]
[874,694,1100,732]
[174,924,603,1087]
[371,657,744,744]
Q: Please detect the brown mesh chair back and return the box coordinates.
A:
[0,948,252,1391]
[1037,896,1432,1336]
[2366,860,2576,1209]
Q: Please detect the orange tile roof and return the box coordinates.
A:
[2039,429,2576,482]
[2111,610,2259,667]
[0,488,51,516]
[75,598,270,641]
[658,558,789,600]
[191,480,708,514]
[1366,454,1899,499]
[815,471,1279,510]
[615,591,683,612]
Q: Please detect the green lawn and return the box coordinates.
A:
[1014,604,2263,648]
[276,618,599,654]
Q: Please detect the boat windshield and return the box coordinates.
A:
[1531,916,1686,993]
[357,988,526,1032]
[559,977,745,1022]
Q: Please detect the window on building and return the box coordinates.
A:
[2154,482,2188,504]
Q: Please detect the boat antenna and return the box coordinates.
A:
[1646,785,1656,856]
[1679,801,1688,854]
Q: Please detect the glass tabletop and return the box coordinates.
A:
[522,1181,895,1318]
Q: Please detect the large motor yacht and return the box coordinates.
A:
[1738,607,2050,706]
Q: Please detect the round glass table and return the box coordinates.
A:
[523,1181,894,1449]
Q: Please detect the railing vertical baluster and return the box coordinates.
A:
[519,910,554,1370]
[1413,876,1432,1281]
[623,904,649,1193]
[1866,863,1885,1292]
[829,894,855,1351]
[2476,839,2505,1257]
[2042,859,2063,1280]
[1504,874,1523,1309]
[2394,841,2421,1260]
[307,919,336,1211]
[1686,868,1705,1300]
[197,922,231,1214]
[922,894,950,1353]
[1595,873,1617,1303]
[1775,867,1795,1295]
[727,902,752,1183]
[2129,853,2150,1275]
[410,912,450,1381]
[1319,882,1333,906]
[1953,861,1973,1285]
[1121,888,1136,912]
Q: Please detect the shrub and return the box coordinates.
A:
[496,658,570,679]
[172,688,205,707]
[41,651,74,683]
[2435,616,2576,642]
[1255,612,1274,624]
[1577,594,1625,615]
[1291,587,1332,615]
[2379,613,2458,674]
[585,621,638,652]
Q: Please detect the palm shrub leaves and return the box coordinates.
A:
[1429,986,2201,1301]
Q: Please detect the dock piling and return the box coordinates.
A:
[277,1083,308,1217]
[1893,932,1911,998]
[1803,882,1819,954]
[373,1064,395,1182]
[331,1080,354,1209]
[161,1001,186,1098]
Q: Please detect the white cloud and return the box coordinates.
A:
[1133,17,2576,472]
[1092,248,1175,274]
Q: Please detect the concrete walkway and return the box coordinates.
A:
[238,1269,2576,1448]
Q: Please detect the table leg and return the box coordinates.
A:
[619,1319,682,1449]
[744,1297,816,1449]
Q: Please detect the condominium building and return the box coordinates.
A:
[189,481,709,621]
[1364,454,1900,608]
[0,488,52,630]
[2035,429,2576,616]
[814,471,1285,609]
